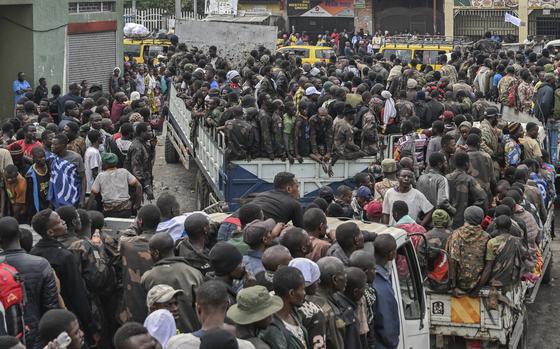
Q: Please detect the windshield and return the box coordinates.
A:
[124,44,141,57]
[382,49,412,63]
[316,49,335,59]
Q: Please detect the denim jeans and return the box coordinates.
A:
[547,119,560,165]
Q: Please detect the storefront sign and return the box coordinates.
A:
[288,0,354,17]
[454,0,559,9]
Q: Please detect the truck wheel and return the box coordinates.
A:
[164,135,180,164]
[195,169,208,211]
[542,258,553,285]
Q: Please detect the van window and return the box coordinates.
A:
[396,241,424,320]
[382,49,412,63]
[124,44,141,57]
[148,45,165,58]
[316,49,335,59]
[421,50,448,65]
[291,49,310,58]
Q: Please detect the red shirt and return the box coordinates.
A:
[8,139,42,156]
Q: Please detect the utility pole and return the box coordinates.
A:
[175,0,182,20]
[194,0,198,19]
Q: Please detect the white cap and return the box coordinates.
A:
[289,258,320,286]
[305,86,320,96]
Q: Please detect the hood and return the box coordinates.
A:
[456,225,484,242]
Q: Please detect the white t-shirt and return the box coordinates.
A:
[84,147,101,193]
[382,187,434,225]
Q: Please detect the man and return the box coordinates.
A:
[49,133,86,208]
[416,152,456,217]
[447,206,490,293]
[446,152,487,229]
[34,77,49,104]
[374,159,398,201]
[439,55,458,85]
[8,123,42,158]
[349,250,377,348]
[142,232,204,333]
[327,222,364,265]
[38,309,85,349]
[519,122,542,162]
[155,192,185,241]
[392,200,427,245]
[26,147,50,217]
[84,130,102,194]
[332,105,366,164]
[534,73,555,124]
[497,66,517,109]
[425,120,444,162]
[504,122,524,168]
[118,204,160,324]
[303,208,331,261]
[144,284,186,333]
[250,172,303,227]
[3,165,27,222]
[373,234,399,349]
[89,153,142,217]
[466,134,496,204]
[12,72,32,110]
[58,101,81,130]
[260,266,308,349]
[176,213,212,275]
[57,83,83,119]
[280,227,313,259]
[30,209,94,343]
[333,267,368,349]
[0,336,25,349]
[166,281,255,349]
[309,107,334,166]
[113,322,159,349]
[228,285,283,348]
[64,122,86,157]
[208,242,247,305]
[382,169,434,226]
[309,257,345,349]
[0,217,59,349]
[125,122,155,201]
[242,219,283,274]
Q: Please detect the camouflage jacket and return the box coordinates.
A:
[68,238,115,293]
[447,224,490,291]
[334,119,359,154]
[446,169,488,229]
[309,114,334,154]
[124,138,154,188]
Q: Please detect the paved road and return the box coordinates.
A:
[152,138,559,348]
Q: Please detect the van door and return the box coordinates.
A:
[393,240,430,349]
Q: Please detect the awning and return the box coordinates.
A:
[203,15,270,23]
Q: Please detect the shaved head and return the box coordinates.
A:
[317,256,345,286]
[149,232,174,261]
[374,234,397,262]
[349,250,375,270]
[262,245,292,271]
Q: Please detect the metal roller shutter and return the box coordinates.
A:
[67,31,116,91]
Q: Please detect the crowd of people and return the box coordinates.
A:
[0,29,559,349]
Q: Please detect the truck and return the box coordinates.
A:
[163,84,378,211]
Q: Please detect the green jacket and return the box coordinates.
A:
[260,313,308,349]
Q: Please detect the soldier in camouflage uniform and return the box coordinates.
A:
[446,206,490,293]
[395,90,415,122]
[361,100,380,156]
[466,134,496,205]
[271,99,287,160]
[204,97,224,128]
[258,93,275,160]
[471,92,492,121]
[124,122,155,201]
[309,107,334,165]
[117,204,160,324]
[223,107,255,161]
[332,106,365,165]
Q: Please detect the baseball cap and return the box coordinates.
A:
[146,284,184,308]
[365,200,383,218]
[288,258,320,286]
[381,159,397,173]
[227,285,283,325]
[243,218,276,246]
[305,86,321,96]
[440,110,454,121]
[356,186,372,199]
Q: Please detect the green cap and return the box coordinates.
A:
[227,285,283,325]
[102,152,118,166]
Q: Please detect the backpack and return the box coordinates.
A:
[0,259,26,343]
[506,80,519,109]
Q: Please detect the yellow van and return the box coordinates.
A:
[380,39,454,71]
[277,45,336,65]
[123,38,172,66]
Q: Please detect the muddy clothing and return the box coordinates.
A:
[124,138,154,189]
[466,148,495,203]
[118,232,154,324]
[309,114,334,155]
[447,224,490,291]
[309,289,345,349]
[446,169,487,229]
[395,99,415,122]
[176,238,212,275]
[486,234,526,288]
[361,111,379,155]
[142,256,204,332]
[271,111,285,157]
[334,118,365,160]
[224,118,255,160]
[294,115,311,157]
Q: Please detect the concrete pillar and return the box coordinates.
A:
[355,0,373,34]
[518,0,528,43]
[444,0,453,38]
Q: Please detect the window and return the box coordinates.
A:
[124,44,141,58]
[316,49,335,59]
[382,49,412,64]
[396,241,424,320]
[69,2,115,13]
[421,50,448,65]
[290,49,310,58]
[148,45,166,58]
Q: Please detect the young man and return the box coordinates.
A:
[519,122,542,162]
[50,133,86,208]
[145,284,183,326]
[26,147,50,217]
[0,217,59,349]
[280,227,313,259]
[113,322,160,349]
[84,130,102,193]
[3,164,27,222]
[333,267,368,349]
[166,281,255,349]
[242,218,283,274]
[30,209,93,344]
[373,234,399,349]
[208,242,247,305]
[38,309,85,349]
[374,159,399,202]
[327,222,365,266]
[255,245,293,291]
[303,208,331,261]
[416,152,456,217]
[8,124,42,158]
[142,232,204,333]
[349,250,377,349]
[124,122,155,201]
[391,200,426,248]
[176,213,212,275]
[89,152,142,218]
[382,168,434,226]
[352,186,373,220]
[261,266,308,349]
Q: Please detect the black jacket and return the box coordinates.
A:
[534,82,554,123]
[250,190,304,227]
[30,239,94,339]
[0,249,59,349]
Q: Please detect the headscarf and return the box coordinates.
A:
[432,209,450,228]
[381,90,396,125]
[143,309,176,348]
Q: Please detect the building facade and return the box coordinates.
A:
[0,0,123,117]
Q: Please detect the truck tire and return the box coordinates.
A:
[164,135,180,164]
[542,258,552,285]
[195,169,209,211]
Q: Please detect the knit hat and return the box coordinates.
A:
[464,206,484,225]
[459,121,472,130]
[102,152,119,166]
[209,242,243,276]
[432,209,449,228]
[508,122,522,134]
[129,112,143,123]
[381,158,397,173]
[441,110,454,121]
[356,186,372,200]
[322,81,334,93]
